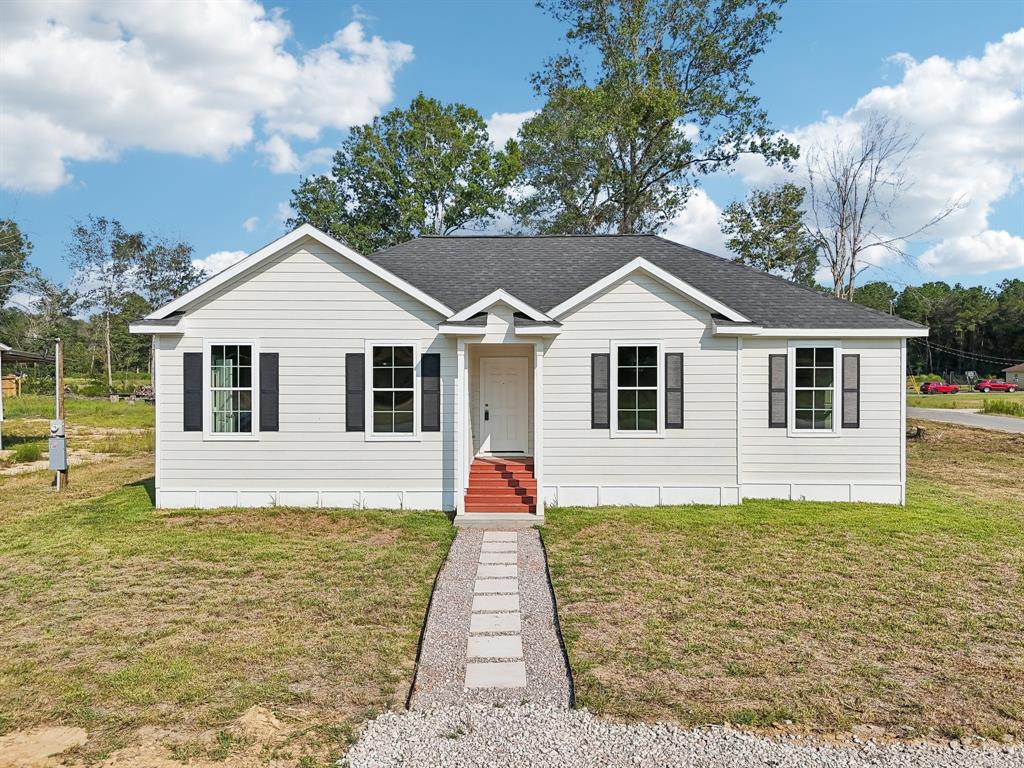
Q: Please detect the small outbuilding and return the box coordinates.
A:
[1003,363,1024,385]
[0,341,53,450]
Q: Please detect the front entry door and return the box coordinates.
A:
[479,357,529,454]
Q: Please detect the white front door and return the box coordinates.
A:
[479,357,529,454]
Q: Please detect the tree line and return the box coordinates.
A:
[0,217,203,388]
[853,279,1024,377]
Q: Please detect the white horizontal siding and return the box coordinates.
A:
[740,337,903,489]
[542,273,739,488]
[155,238,454,503]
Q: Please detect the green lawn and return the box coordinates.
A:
[907,390,1024,411]
[2,394,155,429]
[0,464,454,765]
[543,420,1024,741]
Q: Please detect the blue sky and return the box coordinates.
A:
[2,0,1022,292]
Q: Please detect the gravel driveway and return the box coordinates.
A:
[343,704,1023,768]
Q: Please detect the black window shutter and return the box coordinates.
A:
[421,352,441,432]
[259,352,279,432]
[183,352,203,432]
[345,353,365,432]
[842,354,861,429]
[768,354,787,428]
[665,352,684,429]
[591,353,610,429]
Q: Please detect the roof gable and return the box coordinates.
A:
[548,257,748,322]
[448,289,551,322]
[146,224,453,320]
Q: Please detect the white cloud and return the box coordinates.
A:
[735,29,1024,275]
[257,134,302,174]
[0,2,413,192]
[257,134,334,174]
[661,188,730,257]
[193,250,248,275]
[243,216,259,233]
[919,230,1024,275]
[486,110,537,148]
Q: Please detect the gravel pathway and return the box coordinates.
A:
[344,704,1023,768]
[409,528,572,709]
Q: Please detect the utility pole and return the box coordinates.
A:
[55,338,68,490]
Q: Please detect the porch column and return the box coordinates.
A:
[533,339,545,518]
[455,338,466,515]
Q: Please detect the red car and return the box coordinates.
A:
[975,379,1018,393]
[920,381,960,394]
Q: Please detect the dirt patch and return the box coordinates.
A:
[233,706,284,741]
[0,726,88,767]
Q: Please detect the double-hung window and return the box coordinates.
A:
[210,343,254,435]
[614,343,661,434]
[371,344,416,435]
[793,346,835,431]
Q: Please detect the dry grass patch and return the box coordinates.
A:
[543,421,1024,741]
[0,480,454,765]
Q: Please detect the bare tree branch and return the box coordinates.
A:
[804,112,967,300]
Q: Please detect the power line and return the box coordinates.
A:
[909,337,1023,366]
[912,337,1021,363]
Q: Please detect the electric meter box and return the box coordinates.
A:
[48,419,67,471]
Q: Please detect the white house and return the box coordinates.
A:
[130,224,928,519]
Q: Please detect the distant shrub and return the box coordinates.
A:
[12,442,43,463]
[981,399,1024,418]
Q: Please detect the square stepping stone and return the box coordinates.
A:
[467,634,524,659]
[470,611,522,633]
[480,552,517,564]
[477,564,517,578]
[481,542,517,553]
[472,594,519,612]
[482,531,518,542]
[473,578,518,594]
[465,661,527,689]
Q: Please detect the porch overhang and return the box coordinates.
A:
[438,314,562,338]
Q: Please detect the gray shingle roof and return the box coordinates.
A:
[367,235,923,330]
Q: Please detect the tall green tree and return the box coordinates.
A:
[720,183,818,286]
[66,216,146,388]
[290,94,521,253]
[851,281,897,314]
[0,219,34,308]
[516,0,797,234]
[992,278,1024,362]
[136,239,203,308]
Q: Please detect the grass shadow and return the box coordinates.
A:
[129,476,157,507]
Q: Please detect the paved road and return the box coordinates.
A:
[908,407,1024,434]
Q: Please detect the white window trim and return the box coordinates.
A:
[364,339,421,443]
[609,340,664,439]
[203,339,260,442]
[787,339,842,439]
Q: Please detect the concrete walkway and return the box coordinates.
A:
[908,407,1024,433]
[409,528,571,709]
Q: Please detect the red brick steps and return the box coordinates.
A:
[465,457,537,514]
